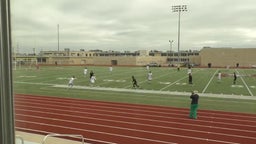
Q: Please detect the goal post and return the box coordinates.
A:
[13,57,38,70]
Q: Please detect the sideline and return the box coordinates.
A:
[14,81,256,100]
[236,70,254,96]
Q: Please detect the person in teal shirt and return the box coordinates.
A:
[189,90,199,119]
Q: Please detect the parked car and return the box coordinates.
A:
[251,64,256,68]
[147,62,160,67]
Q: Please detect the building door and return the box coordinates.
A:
[111,60,117,65]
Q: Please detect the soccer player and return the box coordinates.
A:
[147,71,152,82]
[83,67,88,77]
[68,76,75,88]
[218,71,221,81]
[233,72,237,84]
[109,65,113,73]
[90,74,96,86]
[188,73,193,84]
[189,90,199,119]
[89,70,94,79]
[177,64,180,71]
[146,65,149,71]
[187,66,192,74]
[132,76,139,88]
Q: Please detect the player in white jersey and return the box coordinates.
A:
[146,65,149,71]
[68,76,75,88]
[84,67,88,77]
[218,71,221,81]
[187,67,192,75]
[109,66,113,73]
[90,74,96,86]
[148,71,153,82]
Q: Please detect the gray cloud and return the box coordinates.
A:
[11,0,256,53]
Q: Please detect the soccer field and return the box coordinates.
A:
[13,66,256,114]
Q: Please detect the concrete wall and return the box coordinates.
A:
[93,56,137,66]
[45,56,169,66]
[136,56,167,66]
[200,48,256,67]
[188,55,201,66]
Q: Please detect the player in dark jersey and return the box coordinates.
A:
[132,76,139,88]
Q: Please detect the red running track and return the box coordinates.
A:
[14,94,256,144]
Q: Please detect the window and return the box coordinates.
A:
[0,0,15,144]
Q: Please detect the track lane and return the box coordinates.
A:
[14,94,256,144]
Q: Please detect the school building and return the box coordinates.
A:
[13,47,256,68]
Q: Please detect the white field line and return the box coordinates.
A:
[15,97,256,122]
[17,120,177,144]
[14,81,256,100]
[122,70,171,89]
[236,70,254,96]
[15,103,256,131]
[160,69,202,91]
[137,70,180,87]
[159,76,188,91]
[99,68,145,86]
[17,118,240,144]
[202,69,218,94]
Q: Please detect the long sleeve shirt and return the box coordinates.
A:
[190,94,199,104]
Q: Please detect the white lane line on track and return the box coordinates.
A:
[17,119,242,144]
[16,95,256,119]
[16,105,256,134]
[16,111,256,140]
[15,96,256,120]
[15,94,256,143]
[15,100,256,128]
[18,99,256,126]
[16,104,255,132]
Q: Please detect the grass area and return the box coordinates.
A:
[13,66,256,114]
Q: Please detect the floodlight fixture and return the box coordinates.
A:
[172,5,187,12]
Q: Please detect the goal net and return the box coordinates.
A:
[13,58,38,70]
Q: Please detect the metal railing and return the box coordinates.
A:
[41,133,85,144]
[15,135,24,144]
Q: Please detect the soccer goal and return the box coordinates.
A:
[13,58,38,70]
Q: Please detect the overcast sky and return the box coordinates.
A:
[11,0,256,53]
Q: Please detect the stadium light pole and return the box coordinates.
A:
[172,5,187,63]
[57,24,60,51]
[169,40,173,64]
